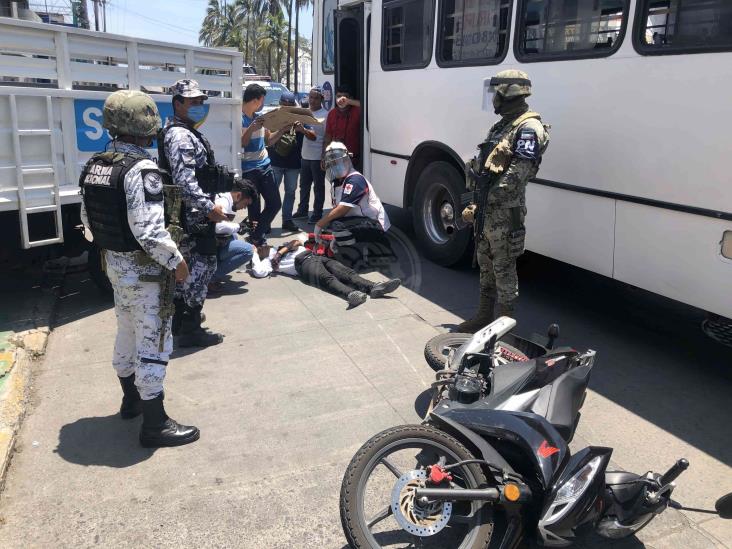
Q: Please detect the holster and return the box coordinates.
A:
[507,206,526,258]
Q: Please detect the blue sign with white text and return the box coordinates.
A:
[74,99,174,152]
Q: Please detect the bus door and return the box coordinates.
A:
[334,2,370,176]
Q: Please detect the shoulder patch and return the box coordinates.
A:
[142,170,164,202]
[514,127,539,161]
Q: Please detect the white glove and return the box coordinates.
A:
[314,224,323,243]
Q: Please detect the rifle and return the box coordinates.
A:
[140,183,184,352]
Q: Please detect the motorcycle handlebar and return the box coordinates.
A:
[660,458,689,486]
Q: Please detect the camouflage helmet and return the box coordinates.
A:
[103,90,161,138]
[489,69,532,99]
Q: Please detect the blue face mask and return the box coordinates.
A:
[187,104,210,127]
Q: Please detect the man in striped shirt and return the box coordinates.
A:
[241,84,291,245]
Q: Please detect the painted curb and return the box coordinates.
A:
[0,347,35,493]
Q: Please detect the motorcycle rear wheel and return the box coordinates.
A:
[424,333,529,371]
[340,424,495,549]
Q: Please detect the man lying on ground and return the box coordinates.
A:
[251,238,401,307]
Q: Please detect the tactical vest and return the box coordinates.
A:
[157,122,216,183]
[79,152,148,252]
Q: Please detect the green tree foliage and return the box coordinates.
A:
[198,0,310,85]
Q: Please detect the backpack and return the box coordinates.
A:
[274,127,297,157]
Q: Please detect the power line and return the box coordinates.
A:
[109,1,200,35]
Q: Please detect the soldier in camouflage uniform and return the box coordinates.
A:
[160,79,227,348]
[457,70,550,333]
[80,90,200,447]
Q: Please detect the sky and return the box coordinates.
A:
[103,0,313,48]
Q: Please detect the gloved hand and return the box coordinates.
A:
[314,224,324,243]
[462,204,477,224]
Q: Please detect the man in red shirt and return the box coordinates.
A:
[324,86,362,169]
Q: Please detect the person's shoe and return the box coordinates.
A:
[178,305,224,348]
[292,209,309,219]
[494,303,515,319]
[347,291,368,307]
[370,278,401,298]
[308,214,322,224]
[139,395,199,448]
[118,374,142,419]
[454,293,497,334]
[207,281,226,295]
[281,220,300,234]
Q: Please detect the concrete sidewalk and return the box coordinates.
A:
[0,220,729,548]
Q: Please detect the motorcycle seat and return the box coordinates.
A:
[485,361,537,406]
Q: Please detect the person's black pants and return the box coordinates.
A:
[330,217,395,262]
[295,252,374,299]
[297,159,325,218]
[245,165,281,243]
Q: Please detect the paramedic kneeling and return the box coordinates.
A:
[316,142,393,262]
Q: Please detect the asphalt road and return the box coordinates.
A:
[0,207,730,548]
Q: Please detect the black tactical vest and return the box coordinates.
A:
[157,122,216,180]
[79,152,147,252]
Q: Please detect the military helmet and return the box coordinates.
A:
[103,90,161,138]
[489,69,532,99]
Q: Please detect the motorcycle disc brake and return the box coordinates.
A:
[390,470,452,537]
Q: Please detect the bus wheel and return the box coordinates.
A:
[412,161,471,266]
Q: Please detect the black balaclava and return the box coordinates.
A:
[493,94,529,118]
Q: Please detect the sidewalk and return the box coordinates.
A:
[0,221,729,548]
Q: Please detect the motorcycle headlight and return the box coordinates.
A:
[554,455,603,507]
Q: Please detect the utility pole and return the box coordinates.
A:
[102,0,107,32]
[294,2,299,93]
[93,0,99,31]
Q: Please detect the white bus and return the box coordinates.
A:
[310,0,732,323]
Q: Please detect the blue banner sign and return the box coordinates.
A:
[74,99,174,152]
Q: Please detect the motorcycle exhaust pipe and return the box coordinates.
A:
[414,487,500,502]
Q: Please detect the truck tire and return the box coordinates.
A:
[412,161,472,266]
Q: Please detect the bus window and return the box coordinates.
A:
[636,0,732,54]
[515,0,628,61]
[438,0,513,66]
[323,0,337,73]
[381,0,436,69]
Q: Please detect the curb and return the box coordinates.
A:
[0,327,54,494]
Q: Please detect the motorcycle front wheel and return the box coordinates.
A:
[340,424,495,549]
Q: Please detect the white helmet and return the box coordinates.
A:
[323,141,353,181]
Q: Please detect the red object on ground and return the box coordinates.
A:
[305,233,335,257]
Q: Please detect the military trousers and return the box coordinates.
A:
[106,252,170,400]
[175,234,217,308]
[476,206,526,307]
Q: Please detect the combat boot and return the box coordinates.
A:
[455,292,497,333]
[177,305,224,348]
[139,395,199,448]
[495,302,515,319]
[172,299,205,337]
[118,374,142,419]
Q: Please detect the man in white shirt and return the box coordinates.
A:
[251,237,400,307]
[212,179,258,287]
[294,86,329,223]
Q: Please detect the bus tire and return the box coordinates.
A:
[412,161,471,266]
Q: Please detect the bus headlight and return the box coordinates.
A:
[722,231,732,260]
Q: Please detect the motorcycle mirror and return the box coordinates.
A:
[715,493,732,519]
[547,324,560,349]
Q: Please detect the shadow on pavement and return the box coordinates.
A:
[55,414,154,467]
